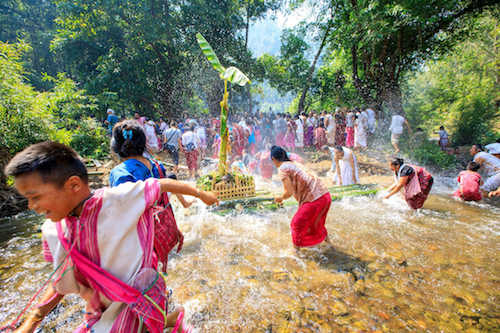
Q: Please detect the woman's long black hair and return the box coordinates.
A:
[270,146,291,162]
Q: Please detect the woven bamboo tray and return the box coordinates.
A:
[210,175,256,201]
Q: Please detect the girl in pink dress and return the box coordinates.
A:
[453,161,482,201]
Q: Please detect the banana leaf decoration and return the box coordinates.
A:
[196,32,251,176]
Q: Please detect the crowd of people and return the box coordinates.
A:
[4,104,500,333]
[116,107,382,179]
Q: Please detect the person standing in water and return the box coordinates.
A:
[322,145,359,186]
[385,157,433,209]
[452,161,483,201]
[271,146,332,253]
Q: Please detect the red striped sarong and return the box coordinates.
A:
[185,149,198,172]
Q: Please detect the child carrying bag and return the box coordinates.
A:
[151,159,185,273]
[56,223,167,333]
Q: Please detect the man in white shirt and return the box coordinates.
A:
[389,112,411,154]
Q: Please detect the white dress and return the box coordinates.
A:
[354,116,367,148]
[326,114,335,144]
[366,108,376,133]
[332,147,359,186]
[144,121,159,152]
[295,119,304,148]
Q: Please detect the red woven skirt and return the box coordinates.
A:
[185,149,198,172]
[290,193,331,247]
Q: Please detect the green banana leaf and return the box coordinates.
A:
[196,33,224,74]
[221,66,251,86]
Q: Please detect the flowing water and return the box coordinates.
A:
[1,176,500,332]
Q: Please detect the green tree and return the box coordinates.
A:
[404,13,500,145]
[0,0,61,90]
[292,0,500,121]
[0,42,105,164]
[258,28,312,100]
[51,0,267,118]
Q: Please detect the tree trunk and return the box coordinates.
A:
[245,1,250,49]
[298,25,331,114]
[247,84,252,114]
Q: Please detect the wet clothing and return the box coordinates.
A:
[278,162,330,247]
[41,179,167,332]
[110,158,166,187]
[366,108,376,133]
[278,162,328,206]
[396,164,433,209]
[453,171,482,201]
[291,193,331,247]
[474,152,500,192]
[331,147,359,186]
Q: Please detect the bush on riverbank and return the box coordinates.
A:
[410,140,457,170]
[0,42,107,168]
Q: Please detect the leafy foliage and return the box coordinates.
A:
[0,42,106,166]
[410,140,457,170]
[404,13,500,145]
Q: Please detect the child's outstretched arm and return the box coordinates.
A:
[174,193,195,208]
[159,179,218,206]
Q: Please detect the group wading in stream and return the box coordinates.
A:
[2,107,500,333]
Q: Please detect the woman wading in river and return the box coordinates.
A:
[271,146,332,253]
[385,157,434,209]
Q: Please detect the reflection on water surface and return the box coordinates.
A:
[1,177,499,332]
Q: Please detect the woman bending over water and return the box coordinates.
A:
[271,146,332,253]
[385,157,433,209]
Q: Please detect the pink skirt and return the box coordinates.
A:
[290,193,331,247]
[346,127,354,147]
[276,132,286,146]
[283,132,296,149]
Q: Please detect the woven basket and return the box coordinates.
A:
[209,175,256,201]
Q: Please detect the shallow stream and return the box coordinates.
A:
[1,176,500,332]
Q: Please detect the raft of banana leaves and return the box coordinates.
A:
[211,184,380,216]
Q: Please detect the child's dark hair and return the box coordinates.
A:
[439,126,444,130]
[4,141,88,188]
[467,161,480,172]
[270,146,291,162]
[166,172,177,180]
[111,120,147,158]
